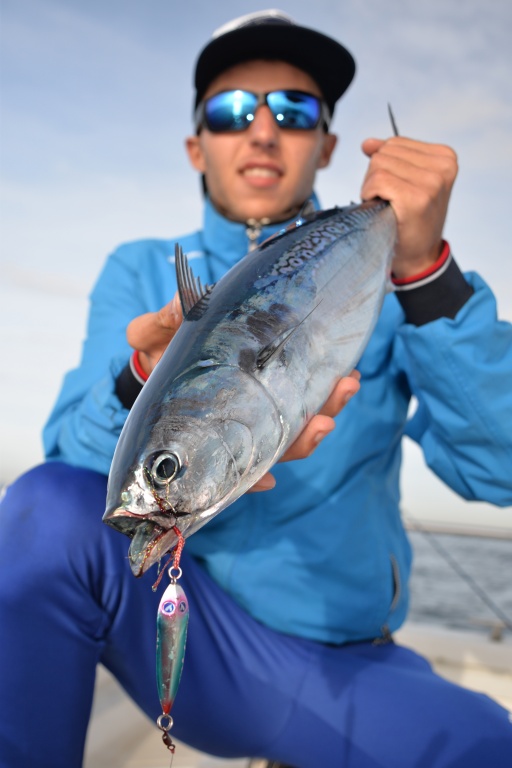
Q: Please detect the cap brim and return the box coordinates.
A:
[194,24,356,113]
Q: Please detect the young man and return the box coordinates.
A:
[1,11,511,768]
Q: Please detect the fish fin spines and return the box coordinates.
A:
[175,243,214,320]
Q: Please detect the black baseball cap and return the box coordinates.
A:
[194,9,356,116]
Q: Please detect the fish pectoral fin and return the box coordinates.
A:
[256,326,299,369]
[256,301,322,369]
[175,243,215,320]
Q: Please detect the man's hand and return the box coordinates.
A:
[126,293,183,376]
[249,370,361,492]
[361,136,458,279]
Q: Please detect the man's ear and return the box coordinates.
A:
[185,136,206,173]
[317,132,338,170]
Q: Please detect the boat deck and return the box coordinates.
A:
[83,622,512,768]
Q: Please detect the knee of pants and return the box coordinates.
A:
[0,461,112,590]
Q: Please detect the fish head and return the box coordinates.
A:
[103,408,255,576]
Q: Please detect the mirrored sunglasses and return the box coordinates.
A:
[195,89,331,133]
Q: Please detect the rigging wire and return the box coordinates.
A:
[406,514,512,633]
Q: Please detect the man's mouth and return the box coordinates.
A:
[242,167,280,179]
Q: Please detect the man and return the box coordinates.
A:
[1,10,511,768]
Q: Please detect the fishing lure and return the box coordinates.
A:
[153,521,188,763]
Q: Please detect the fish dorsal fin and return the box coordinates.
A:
[174,243,214,320]
[256,302,322,369]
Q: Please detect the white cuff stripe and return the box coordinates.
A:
[129,353,147,386]
[393,252,453,292]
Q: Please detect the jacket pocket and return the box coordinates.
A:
[376,554,403,643]
[389,553,402,613]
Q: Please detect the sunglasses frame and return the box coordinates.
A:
[195,89,331,134]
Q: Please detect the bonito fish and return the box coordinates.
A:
[103,199,396,576]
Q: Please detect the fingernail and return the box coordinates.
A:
[170,298,181,325]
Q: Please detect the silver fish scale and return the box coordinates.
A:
[268,201,388,278]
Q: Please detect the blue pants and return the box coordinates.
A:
[1,463,511,768]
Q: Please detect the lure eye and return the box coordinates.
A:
[147,451,181,487]
[162,600,176,615]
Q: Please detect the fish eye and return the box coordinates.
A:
[147,451,181,487]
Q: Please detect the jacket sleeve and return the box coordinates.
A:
[397,272,512,507]
[43,246,150,475]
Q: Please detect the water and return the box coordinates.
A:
[408,531,512,636]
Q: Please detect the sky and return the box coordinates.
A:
[1,0,511,529]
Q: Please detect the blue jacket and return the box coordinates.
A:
[44,197,512,644]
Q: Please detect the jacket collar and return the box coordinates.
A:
[201,194,321,281]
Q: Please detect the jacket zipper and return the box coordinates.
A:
[246,218,270,251]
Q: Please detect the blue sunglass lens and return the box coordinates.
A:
[203,90,322,131]
[267,91,321,129]
[204,91,258,132]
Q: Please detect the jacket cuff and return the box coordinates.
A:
[392,242,474,326]
[114,351,148,409]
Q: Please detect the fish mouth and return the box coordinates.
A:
[127,521,181,577]
[103,507,183,577]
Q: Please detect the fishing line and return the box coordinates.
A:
[406,513,512,633]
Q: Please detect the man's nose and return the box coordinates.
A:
[246,105,280,147]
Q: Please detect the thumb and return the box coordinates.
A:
[127,293,182,353]
[361,137,385,158]
[159,292,183,328]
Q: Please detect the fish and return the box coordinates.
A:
[103,198,397,576]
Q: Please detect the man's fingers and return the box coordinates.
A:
[361,137,458,188]
[247,472,277,493]
[280,414,336,463]
[281,372,360,462]
[126,294,183,372]
[248,372,361,490]
[359,136,458,278]
[363,136,458,162]
[319,370,361,418]
[361,137,385,158]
